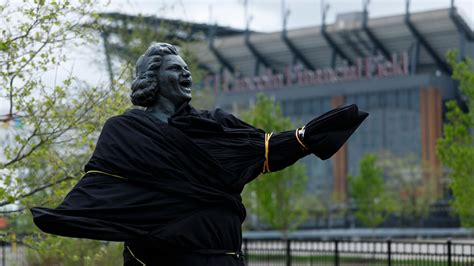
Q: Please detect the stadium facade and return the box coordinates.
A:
[192,6,474,201]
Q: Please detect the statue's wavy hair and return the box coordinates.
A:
[130,43,179,107]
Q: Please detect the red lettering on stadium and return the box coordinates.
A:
[205,52,409,92]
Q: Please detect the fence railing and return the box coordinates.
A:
[242,239,474,266]
[0,238,473,265]
[0,241,26,266]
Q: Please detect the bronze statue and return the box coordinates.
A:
[32,43,367,265]
[131,43,192,122]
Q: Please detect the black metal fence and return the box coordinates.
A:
[242,239,474,266]
[0,238,473,265]
[0,241,26,266]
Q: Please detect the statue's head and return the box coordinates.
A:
[131,43,192,107]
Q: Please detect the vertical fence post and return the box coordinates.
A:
[387,240,392,266]
[286,239,291,266]
[334,240,339,266]
[447,240,452,266]
[243,238,248,265]
[1,241,4,266]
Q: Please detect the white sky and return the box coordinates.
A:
[1,0,473,115]
[103,0,473,32]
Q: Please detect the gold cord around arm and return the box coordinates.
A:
[85,170,127,180]
[295,126,309,150]
[262,132,273,173]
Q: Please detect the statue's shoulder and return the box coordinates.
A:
[100,114,129,132]
[192,108,235,122]
[102,109,146,128]
[204,108,254,129]
[212,108,233,117]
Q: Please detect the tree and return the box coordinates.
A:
[1,2,216,263]
[0,0,128,262]
[378,152,439,225]
[25,238,123,266]
[437,52,474,227]
[348,154,396,228]
[240,94,309,234]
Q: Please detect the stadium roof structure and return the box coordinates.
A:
[193,7,474,78]
[97,12,247,42]
[94,13,249,83]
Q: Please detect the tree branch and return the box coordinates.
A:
[8,4,41,43]
[0,175,76,207]
[1,91,102,168]
[0,207,27,214]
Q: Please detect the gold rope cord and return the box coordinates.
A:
[295,126,308,150]
[262,132,273,173]
[126,246,146,265]
[85,170,127,180]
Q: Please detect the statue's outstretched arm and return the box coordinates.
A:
[264,104,368,173]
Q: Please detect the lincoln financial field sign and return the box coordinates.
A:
[205,52,409,92]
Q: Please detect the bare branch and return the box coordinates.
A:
[0,207,27,214]
[0,174,76,207]
[8,17,40,44]
[2,128,40,168]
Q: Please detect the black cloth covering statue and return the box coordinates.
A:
[31,43,368,266]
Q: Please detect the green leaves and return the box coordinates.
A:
[0,1,130,263]
[241,94,308,233]
[0,40,8,51]
[437,52,474,228]
[23,235,123,265]
[349,154,396,228]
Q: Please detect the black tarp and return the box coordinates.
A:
[31,103,367,265]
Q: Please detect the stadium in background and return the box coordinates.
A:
[191,5,474,203]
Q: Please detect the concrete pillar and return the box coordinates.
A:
[331,95,348,202]
[419,87,443,197]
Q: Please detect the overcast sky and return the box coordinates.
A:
[103,0,473,32]
[66,0,473,89]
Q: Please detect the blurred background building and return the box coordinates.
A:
[193,5,473,202]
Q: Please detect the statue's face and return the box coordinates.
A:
[157,54,192,105]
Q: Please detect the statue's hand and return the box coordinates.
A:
[298,104,368,160]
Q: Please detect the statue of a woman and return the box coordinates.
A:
[31,43,367,265]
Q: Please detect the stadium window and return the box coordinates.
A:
[302,99,311,115]
[378,92,386,107]
[387,91,396,108]
[401,112,409,131]
[310,99,319,114]
[293,100,303,115]
[346,95,355,106]
[411,89,419,111]
[364,94,370,109]
[360,122,368,148]
[322,98,331,113]
[369,93,378,108]
[399,90,409,109]
[407,90,413,110]
[412,112,418,130]
[280,101,288,115]
[394,90,400,108]
[374,112,383,148]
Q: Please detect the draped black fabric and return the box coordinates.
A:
[303,104,369,159]
[31,103,367,265]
